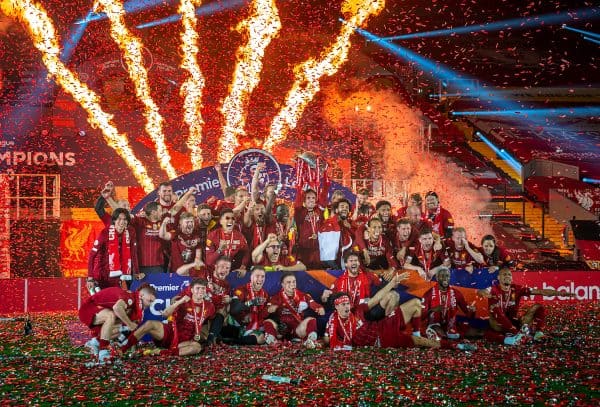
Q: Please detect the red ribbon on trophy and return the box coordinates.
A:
[294,151,329,198]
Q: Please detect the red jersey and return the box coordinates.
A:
[425,206,454,238]
[328,303,408,348]
[410,219,433,240]
[481,246,512,268]
[393,237,415,268]
[331,270,374,310]
[422,285,471,325]
[257,252,298,268]
[167,229,202,273]
[242,221,277,251]
[354,234,398,270]
[352,203,375,230]
[406,243,445,275]
[444,240,482,269]
[172,298,215,343]
[294,206,324,251]
[205,228,250,270]
[232,283,270,331]
[269,289,321,325]
[207,275,231,310]
[488,283,532,321]
[88,227,138,288]
[79,287,141,327]
[130,216,164,268]
[376,215,398,242]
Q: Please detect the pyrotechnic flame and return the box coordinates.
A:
[179,0,206,170]
[218,0,281,162]
[0,0,155,192]
[95,0,178,180]
[262,0,385,152]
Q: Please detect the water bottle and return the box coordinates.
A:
[261,374,300,385]
[88,282,100,296]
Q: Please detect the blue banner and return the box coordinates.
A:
[132,149,356,213]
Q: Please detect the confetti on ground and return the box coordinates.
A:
[0,302,598,405]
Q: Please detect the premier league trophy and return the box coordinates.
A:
[294,151,328,198]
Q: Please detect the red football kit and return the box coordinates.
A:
[294,206,324,267]
[205,274,231,311]
[167,229,202,273]
[330,270,374,310]
[130,216,164,268]
[422,285,473,329]
[488,283,532,334]
[406,243,445,276]
[326,303,413,349]
[204,228,250,270]
[78,287,141,328]
[444,240,482,269]
[88,226,139,289]
[355,234,398,270]
[232,283,270,331]
[171,297,216,343]
[242,221,277,252]
[269,289,321,337]
[425,206,454,238]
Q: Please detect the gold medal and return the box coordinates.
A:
[194,334,201,342]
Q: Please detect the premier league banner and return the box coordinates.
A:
[132,149,356,213]
[131,267,504,323]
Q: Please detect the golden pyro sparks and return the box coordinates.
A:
[218,0,281,162]
[262,0,385,152]
[179,0,206,170]
[95,0,178,180]
[0,0,155,192]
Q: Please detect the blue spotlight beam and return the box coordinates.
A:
[583,36,600,45]
[76,0,177,24]
[136,0,248,29]
[355,25,468,83]
[582,178,600,184]
[562,24,600,39]
[452,107,600,118]
[377,7,599,41]
[476,132,522,175]
[355,25,600,134]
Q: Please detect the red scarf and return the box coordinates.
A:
[427,206,442,233]
[337,270,371,308]
[280,289,304,322]
[328,311,358,349]
[246,282,268,330]
[108,225,131,278]
[253,224,265,247]
[429,286,457,319]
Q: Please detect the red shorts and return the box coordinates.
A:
[78,303,101,328]
[279,315,300,338]
[378,311,412,348]
[154,322,175,349]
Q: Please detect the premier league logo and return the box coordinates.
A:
[226,149,282,192]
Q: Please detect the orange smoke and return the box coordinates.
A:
[322,85,493,241]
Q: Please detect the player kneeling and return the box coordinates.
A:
[119,278,215,356]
